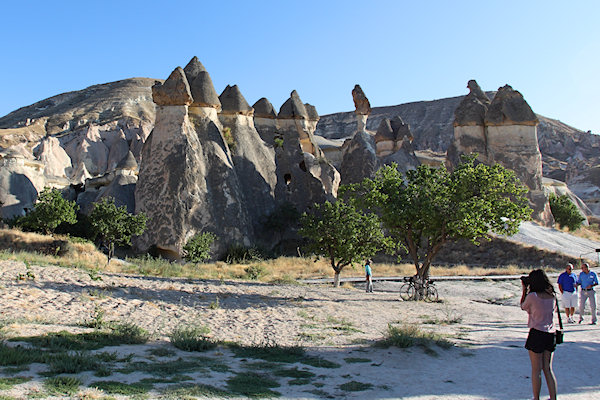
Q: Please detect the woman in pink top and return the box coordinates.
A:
[520,269,558,400]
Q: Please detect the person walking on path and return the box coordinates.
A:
[520,269,558,400]
[578,263,598,325]
[364,259,373,293]
[557,263,578,323]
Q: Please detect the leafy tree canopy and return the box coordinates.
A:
[14,188,78,235]
[89,197,147,263]
[299,198,388,287]
[183,232,216,263]
[342,155,532,281]
[549,193,585,231]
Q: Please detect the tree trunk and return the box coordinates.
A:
[333,271,341,287]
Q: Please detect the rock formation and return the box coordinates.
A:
[218,84,279,235]
[135,60,251,258]
[276,90,339,210]
[352,84,371,132]
[449,81,553,226]
[0,147,46,219]
[252,97,278,145]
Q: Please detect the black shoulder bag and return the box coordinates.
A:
[555,297,564,344]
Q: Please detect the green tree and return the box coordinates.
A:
[183,232,216,263]
[89,197,147,264]
[15,188,78,235]
[549,193,585,231]
[343,156,532,282]
[299,199,387,287]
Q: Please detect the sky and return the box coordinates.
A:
[1,1,599,133]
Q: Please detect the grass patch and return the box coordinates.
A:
[339,380,373,392]
[91,380,152,395]
[0,376,31,390]
[226,371,280,398]
[0,343,45,366]
[146,347,176,357]
[344,357,371,363]
[300,356,341,369]
[169,324,217,352]
[228,343,305,363]
[273,367,315,379]
[44,376,81,395]
[11,323,149,351]
[116,358,200,376]
[375,323,453,352]
[161,383,231,399]
[46,351,100,374]
[139,375,193,384]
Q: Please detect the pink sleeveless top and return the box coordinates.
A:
[521,292,555,333]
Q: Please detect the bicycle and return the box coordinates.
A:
[399,276,439,302]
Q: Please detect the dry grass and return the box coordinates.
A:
[0,228,564,282]
[563,224,600,242]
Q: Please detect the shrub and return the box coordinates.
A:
[13,188,78,235]
[223,245,264,264]
[244,264,266,280]
[183,232,216,263]
[549,193,585,231]
[169,324,216,352]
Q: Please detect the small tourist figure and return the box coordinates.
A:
[578,263,598,325]
[365,259,373,293]
[557,263,578,323]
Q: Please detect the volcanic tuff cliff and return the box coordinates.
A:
[1,74,599,225]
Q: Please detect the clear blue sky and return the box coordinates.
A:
[1,1,598,133]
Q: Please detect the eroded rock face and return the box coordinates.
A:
[352,85,371,132]
[33,136,72,178]
[0,149,46,218]
[219,85,278,235]
[340,131,378,184]
[276,91,339,210]
[135,104,252,258]
[253,97,278,145]
[449,81,552,226]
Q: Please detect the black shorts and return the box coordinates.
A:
[525,328,556,353]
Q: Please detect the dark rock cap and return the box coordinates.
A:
[390,116,413,141]
[152,67,193,106]
[116,151,138,170]
[252,98,277,119]
[485,84,538,126]
[189,71,221,109]
[467,80,490,105]
[278,90,308,119]
[219,85,253,116]
[375,118,394,142]
[183,56,207,83]
[304,103,319,121]
[454,79,490,126]
[352,84,371,115]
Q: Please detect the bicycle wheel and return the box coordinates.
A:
[424,285,439,302]
[400,283,416,301]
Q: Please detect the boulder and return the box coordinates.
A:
[189,71,221,110]
[278,90,309,120]
[183,56,207,82]
[253,98,279,146]
[352,84,371,115]
[151,67,193,106]
[219,85,253,116]
[253,98,277,119]
[485,85,538,126]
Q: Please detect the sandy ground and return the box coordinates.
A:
[0,260,598,399]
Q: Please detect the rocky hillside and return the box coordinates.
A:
[315,94,600,180]
[0,78,157,149]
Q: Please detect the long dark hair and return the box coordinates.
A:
[528,269,555,296]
